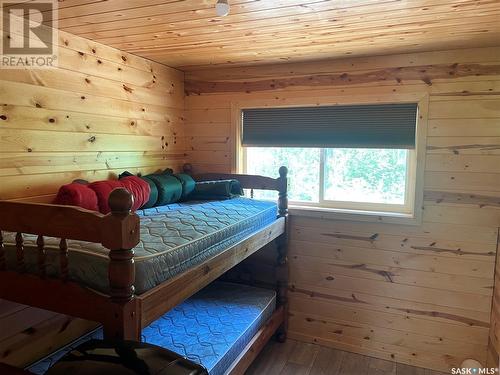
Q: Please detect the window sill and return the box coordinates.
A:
[288,205,421,225]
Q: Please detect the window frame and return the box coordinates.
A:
[232,94,428,225]
[319,148,416,214]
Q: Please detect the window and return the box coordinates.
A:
[240,103,419,216]
[243,147,414,214]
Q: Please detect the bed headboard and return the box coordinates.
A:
[182,163,288,217]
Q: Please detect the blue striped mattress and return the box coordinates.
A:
[27,282,277,375]
[3,198,278,294]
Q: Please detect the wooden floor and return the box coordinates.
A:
[246,339,448,375]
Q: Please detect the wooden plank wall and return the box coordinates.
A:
[184,47,500,372]
[0,29,185,366]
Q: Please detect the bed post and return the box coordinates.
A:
[276,166,289,343]
[0,231,5,270]
[183,163,193,174]
[102,188,141,341]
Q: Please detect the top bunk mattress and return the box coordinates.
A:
[3,197,278,294]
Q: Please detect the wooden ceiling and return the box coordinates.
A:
[46,0,500,69]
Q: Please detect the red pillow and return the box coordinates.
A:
[120,176,151,211]
[88,180,124,214]
[54,183,99,212]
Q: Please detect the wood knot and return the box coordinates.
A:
[422,77,432,86]
[123,85,133,93]
[48,118,56,123]
[22,327,36,335]
[0,115,7,120]
[121,55,127,62]
[88,136,96,143]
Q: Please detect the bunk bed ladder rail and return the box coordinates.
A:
[276,166,289,342]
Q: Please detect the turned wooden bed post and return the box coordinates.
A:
[102,188,141,340]
[0,231,5,271]
[276,166,289,342]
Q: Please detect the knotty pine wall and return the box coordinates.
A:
[184,46,500,372]
[0,30,185,366]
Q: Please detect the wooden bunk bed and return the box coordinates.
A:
[0,164,289,374]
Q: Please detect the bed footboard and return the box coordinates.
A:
[0,188,142,340]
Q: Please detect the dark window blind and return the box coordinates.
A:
[242,103,418,149]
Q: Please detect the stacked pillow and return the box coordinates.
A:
[115,176,150,211]
[53,169,245,213]
[53,181,99,212]
[189,180,244,201]
[120,169,196,208]
[137,175,158,209]
[174,173,196,200]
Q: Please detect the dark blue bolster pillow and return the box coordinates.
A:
[189,180,244,200]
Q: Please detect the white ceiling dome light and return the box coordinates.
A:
[216,0,230,17]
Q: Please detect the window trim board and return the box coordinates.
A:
[231,93,429,225]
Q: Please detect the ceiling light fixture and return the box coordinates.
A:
[215,0,230,17]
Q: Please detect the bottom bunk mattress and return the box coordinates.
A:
[27,281,277,375]
[2,197,278,294]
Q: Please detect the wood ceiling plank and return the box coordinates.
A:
[94,10,497,50]
[70,0,478,40]
[177,36,500,66]
[185,47,500,79]
[46,0,206,22]
[12,0,500,70]
[128,19,499,53]
[104,13,500,52]
[140,30,500,67]
[55,0,372,31]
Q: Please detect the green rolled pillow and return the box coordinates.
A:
[145,173,182,206]
[140,176,159,208]
[174,173,196,200]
